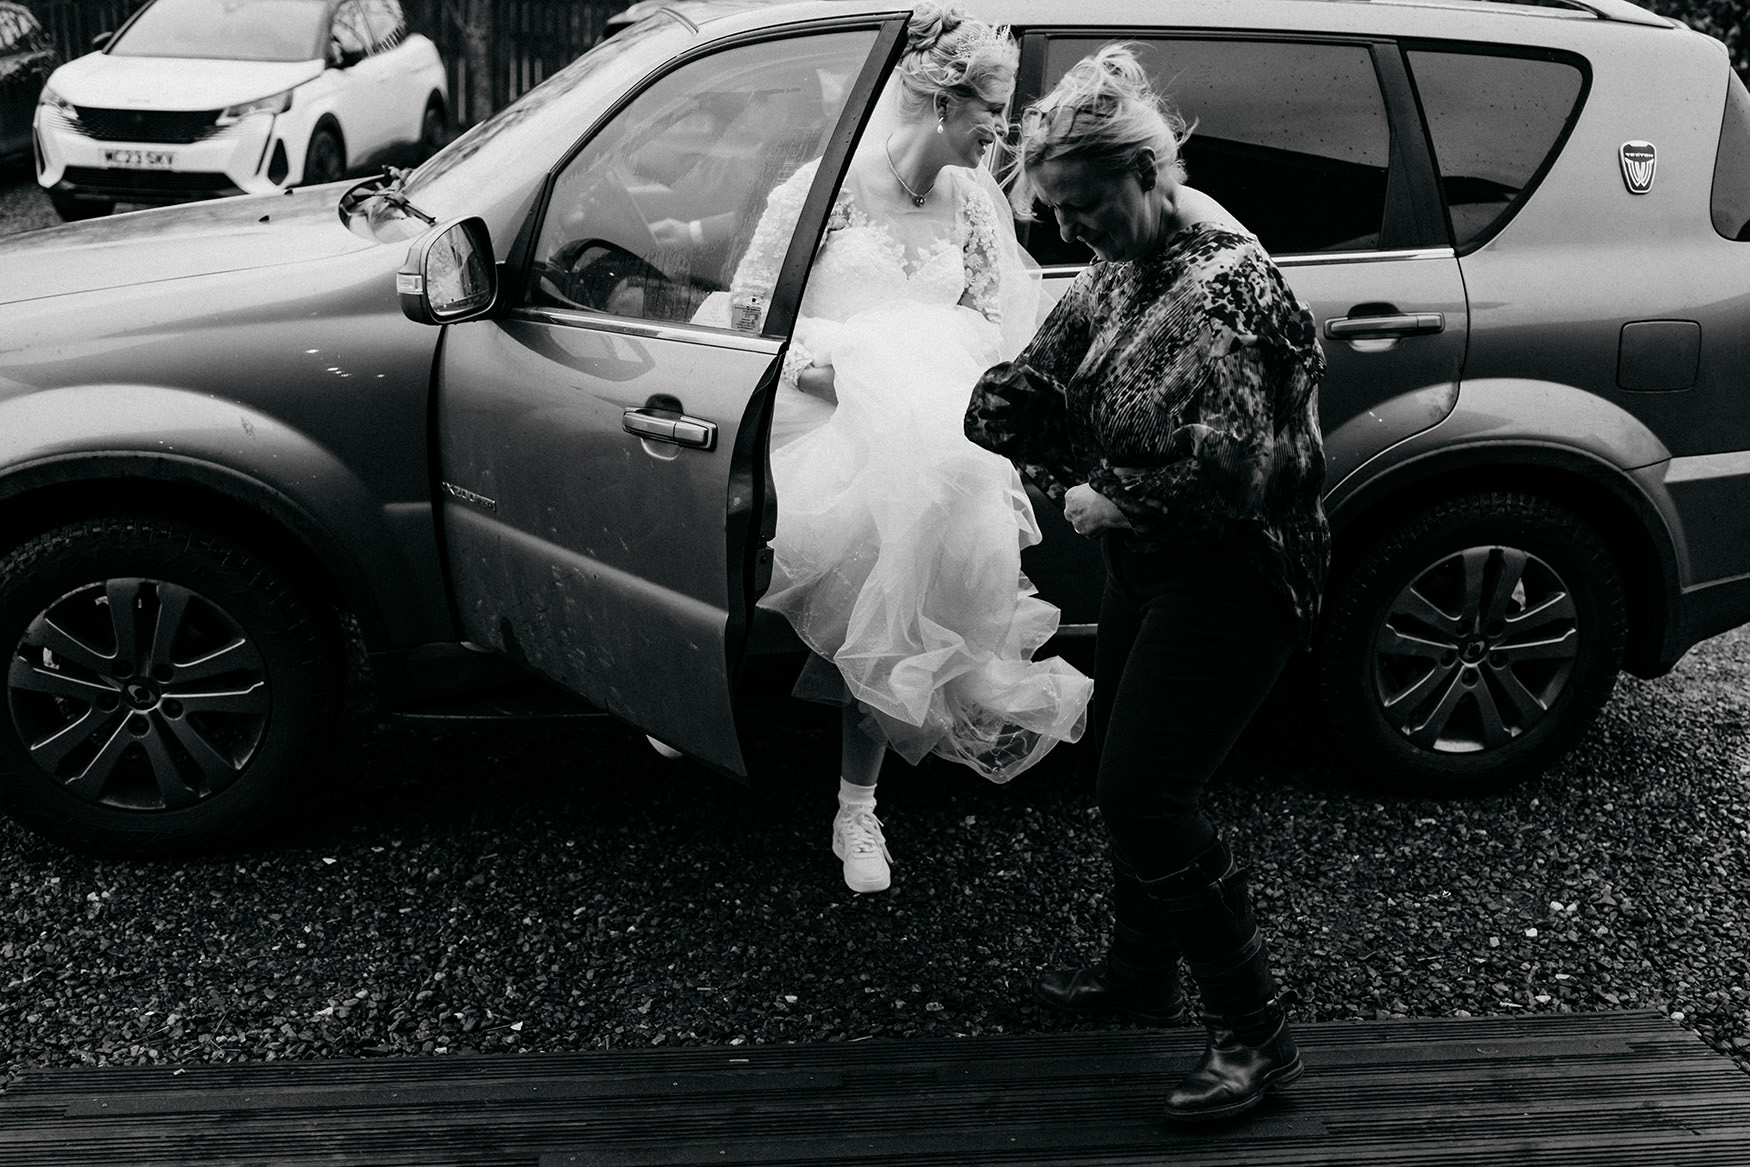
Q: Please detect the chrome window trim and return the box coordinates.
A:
[516,307,784,355]
[1038,247,1457,280]
[1278,247,1457,267]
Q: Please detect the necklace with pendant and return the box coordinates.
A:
[883,135,933,207]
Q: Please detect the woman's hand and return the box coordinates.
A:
[1064,483,1131,537]
[796,362,838,404]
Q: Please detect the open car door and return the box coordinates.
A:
[432,17,906,773]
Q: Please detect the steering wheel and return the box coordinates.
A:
[533,240,671,313]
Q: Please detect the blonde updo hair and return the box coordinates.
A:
[894,1,1019,120]
[1011,44,1191,215]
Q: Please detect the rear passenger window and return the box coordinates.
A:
[1711,71,1750,241]
[1032,38,1392,262]
[1405,48,1584,250]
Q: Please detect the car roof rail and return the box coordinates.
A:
[1374,0,1675,29]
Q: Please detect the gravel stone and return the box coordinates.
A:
[3,625,1748,1088]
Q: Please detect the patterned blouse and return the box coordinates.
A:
[964,222,1330,643]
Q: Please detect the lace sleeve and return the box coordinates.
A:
[958,178,1004,327]
[726,158,820,321]
[719,158,834,386]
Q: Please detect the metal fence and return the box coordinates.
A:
[29,0,623,126]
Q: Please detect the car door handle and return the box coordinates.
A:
[623,407,718,451]
[1324,312,1445,339]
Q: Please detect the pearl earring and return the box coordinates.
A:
[936,118,945,134]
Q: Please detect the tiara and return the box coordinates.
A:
[949,20,1013,55]
[911,18,1013,61]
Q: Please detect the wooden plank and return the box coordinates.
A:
[0,1011,1744,1167]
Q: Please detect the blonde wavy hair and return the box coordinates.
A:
[892,1,1020,121]
[1010,43,1192,216]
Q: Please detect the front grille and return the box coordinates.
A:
[71,106,223,144]
[62,165,241,202]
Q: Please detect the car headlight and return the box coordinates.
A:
[217,89,294,124]
[37,85,74,116]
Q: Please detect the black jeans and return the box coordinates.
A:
[1094,535,1296,909]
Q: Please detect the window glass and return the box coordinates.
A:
[1712,71,1750,241]
[332,0,372,58]
[1033,38,1391,262]
[1406,49,1583,249]
[528,31,871,327]
[109,0,330,62]
[357,0,406,50]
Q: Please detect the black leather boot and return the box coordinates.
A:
[1034,847,1190,1025]
[1032,921,1189,1025]
[1162,1002,1303,1121]
[1142,837,1303,1121]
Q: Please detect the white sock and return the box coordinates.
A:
[838,778,876,809]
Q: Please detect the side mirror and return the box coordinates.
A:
[398,217,497,325]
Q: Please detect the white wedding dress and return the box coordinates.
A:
[730,159,1091,782]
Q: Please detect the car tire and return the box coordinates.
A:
[1315,491,1627,796]
[303,126,346,185]
[419,98,446,161]
[0,517,338,856]
[49,192,114,221]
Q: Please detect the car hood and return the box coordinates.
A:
[48,52,322,109]
[0,188,378,306]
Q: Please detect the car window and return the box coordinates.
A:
[1031,37,1392,263]
[526,30,872,328]
[356,0,406,52]
[109,0,331,62]
[1712,71,1750,241]
[332,0,372,58]
[1405,48,1584,250]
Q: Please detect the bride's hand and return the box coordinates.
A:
[1064,484,1130,537]
[796,362,838,404]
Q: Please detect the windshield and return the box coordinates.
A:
[391,18,687,227]
[109,0,330,62]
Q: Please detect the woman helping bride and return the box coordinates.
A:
[727,2,1091,893]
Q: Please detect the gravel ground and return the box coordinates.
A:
[2,623,1747,1089]
[0,170,1746,1088]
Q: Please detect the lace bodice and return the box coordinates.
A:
[730,158,1007,385]
[807,197,975,318]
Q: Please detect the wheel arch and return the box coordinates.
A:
[306,113,347,174]
[1325,444,1677,678]
[0,455,393,659]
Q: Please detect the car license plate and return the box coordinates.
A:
[103,149,176,170]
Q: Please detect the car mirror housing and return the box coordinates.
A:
[397,218,496,325]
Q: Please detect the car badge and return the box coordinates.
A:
[1620,141,1656,194]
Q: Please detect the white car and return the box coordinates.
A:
[34,0,446,220]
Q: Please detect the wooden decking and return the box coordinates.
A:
[1,1010,1745,1165]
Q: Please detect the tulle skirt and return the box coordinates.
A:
[760,301,1091,782]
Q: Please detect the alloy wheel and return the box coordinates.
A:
[1370,544,1578,754]
[8,576,270,811]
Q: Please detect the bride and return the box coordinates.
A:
[728,2,1091,893]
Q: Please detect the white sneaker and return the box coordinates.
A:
[832,805,891,893]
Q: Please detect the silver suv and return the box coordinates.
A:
[0,0,1745,854]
